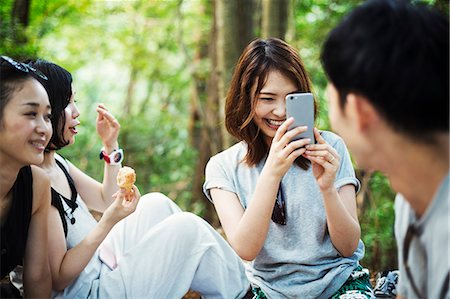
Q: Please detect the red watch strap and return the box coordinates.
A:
[101,150,111,163]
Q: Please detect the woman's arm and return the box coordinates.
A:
[211,119,309,260]
[23,166,51,298]
[321,185,360,257]
[303,128,360,257]
[48,186,140,291]
[68,162,119,213]
[68,104,121,213]
[211,169,281,261]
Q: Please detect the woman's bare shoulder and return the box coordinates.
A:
[30,165,51,213]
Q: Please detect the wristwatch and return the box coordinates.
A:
[99,148,124,165]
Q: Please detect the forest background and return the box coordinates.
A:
[1,0,447,274]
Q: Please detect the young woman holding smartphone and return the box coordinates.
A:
[203,38,374,299]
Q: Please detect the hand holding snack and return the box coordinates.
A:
[107,184,141,224]
[117,166,136,192]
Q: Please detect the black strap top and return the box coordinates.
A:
[1,166,33,278]
[51,158,78,237]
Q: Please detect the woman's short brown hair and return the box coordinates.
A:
[225,38,317,169]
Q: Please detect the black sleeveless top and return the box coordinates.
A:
[1,166,33,278]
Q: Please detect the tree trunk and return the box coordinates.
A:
[216,0,256,149]
[12,0,30,27]
[123,67,138,117]
[11,0,31,45]
[355,169,373,218]
[182,1,220,225]
[188,0,257,225]
[261,0,289,39]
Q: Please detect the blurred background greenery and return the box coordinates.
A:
[1,0,447,274]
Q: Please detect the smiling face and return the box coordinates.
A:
[0,78,52,166]
[253,70,298,145]
[60,88,80,147]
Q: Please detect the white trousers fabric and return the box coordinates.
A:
[94,192,249,299]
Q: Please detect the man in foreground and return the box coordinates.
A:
[320,0,449,298]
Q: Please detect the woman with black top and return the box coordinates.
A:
[0,56,52,298]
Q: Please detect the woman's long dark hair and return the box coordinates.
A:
[27,59,73,151]
[225,38,318,170]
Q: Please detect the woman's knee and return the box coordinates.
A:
[138,192,177,209]
[138,192,181,213]
[164,212,212,240]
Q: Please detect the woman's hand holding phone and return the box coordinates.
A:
[303,128,340,191]
[265,118,311,178]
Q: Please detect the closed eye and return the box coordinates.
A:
[258,97,274,101]
[25,111,37,118]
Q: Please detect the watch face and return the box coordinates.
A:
[113,151,123,163]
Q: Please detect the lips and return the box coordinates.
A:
[69,127,78,134]
[265,118,285,129]
[68,122,80,135]
[30,140,47,151]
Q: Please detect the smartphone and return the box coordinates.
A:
[285,92,315,144]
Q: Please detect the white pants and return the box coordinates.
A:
[95,192,249,299]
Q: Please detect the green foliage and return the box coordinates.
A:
[42,0,205,211]
[360,173,398,273]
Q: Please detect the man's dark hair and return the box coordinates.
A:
[321,0,449,142]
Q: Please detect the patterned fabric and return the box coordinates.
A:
[330,265,375,299]
[251,287,268,299]
[249,266,374,299]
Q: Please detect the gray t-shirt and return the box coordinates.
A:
[203,131,364,299]
[394,173,449,299]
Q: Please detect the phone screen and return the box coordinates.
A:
[285,92,315,144]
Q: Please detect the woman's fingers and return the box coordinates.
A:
[304,149,337,162]
[279,126,308,147]
[305,154,332,169]
[282,137,309,156]
[97,103,108,111]
[273,117,294,143]
[97,107,119,125]
[130,185,141,201]
[120,185,140,209]
[314,127,325,144]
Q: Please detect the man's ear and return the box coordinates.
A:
[344,93,380,132]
